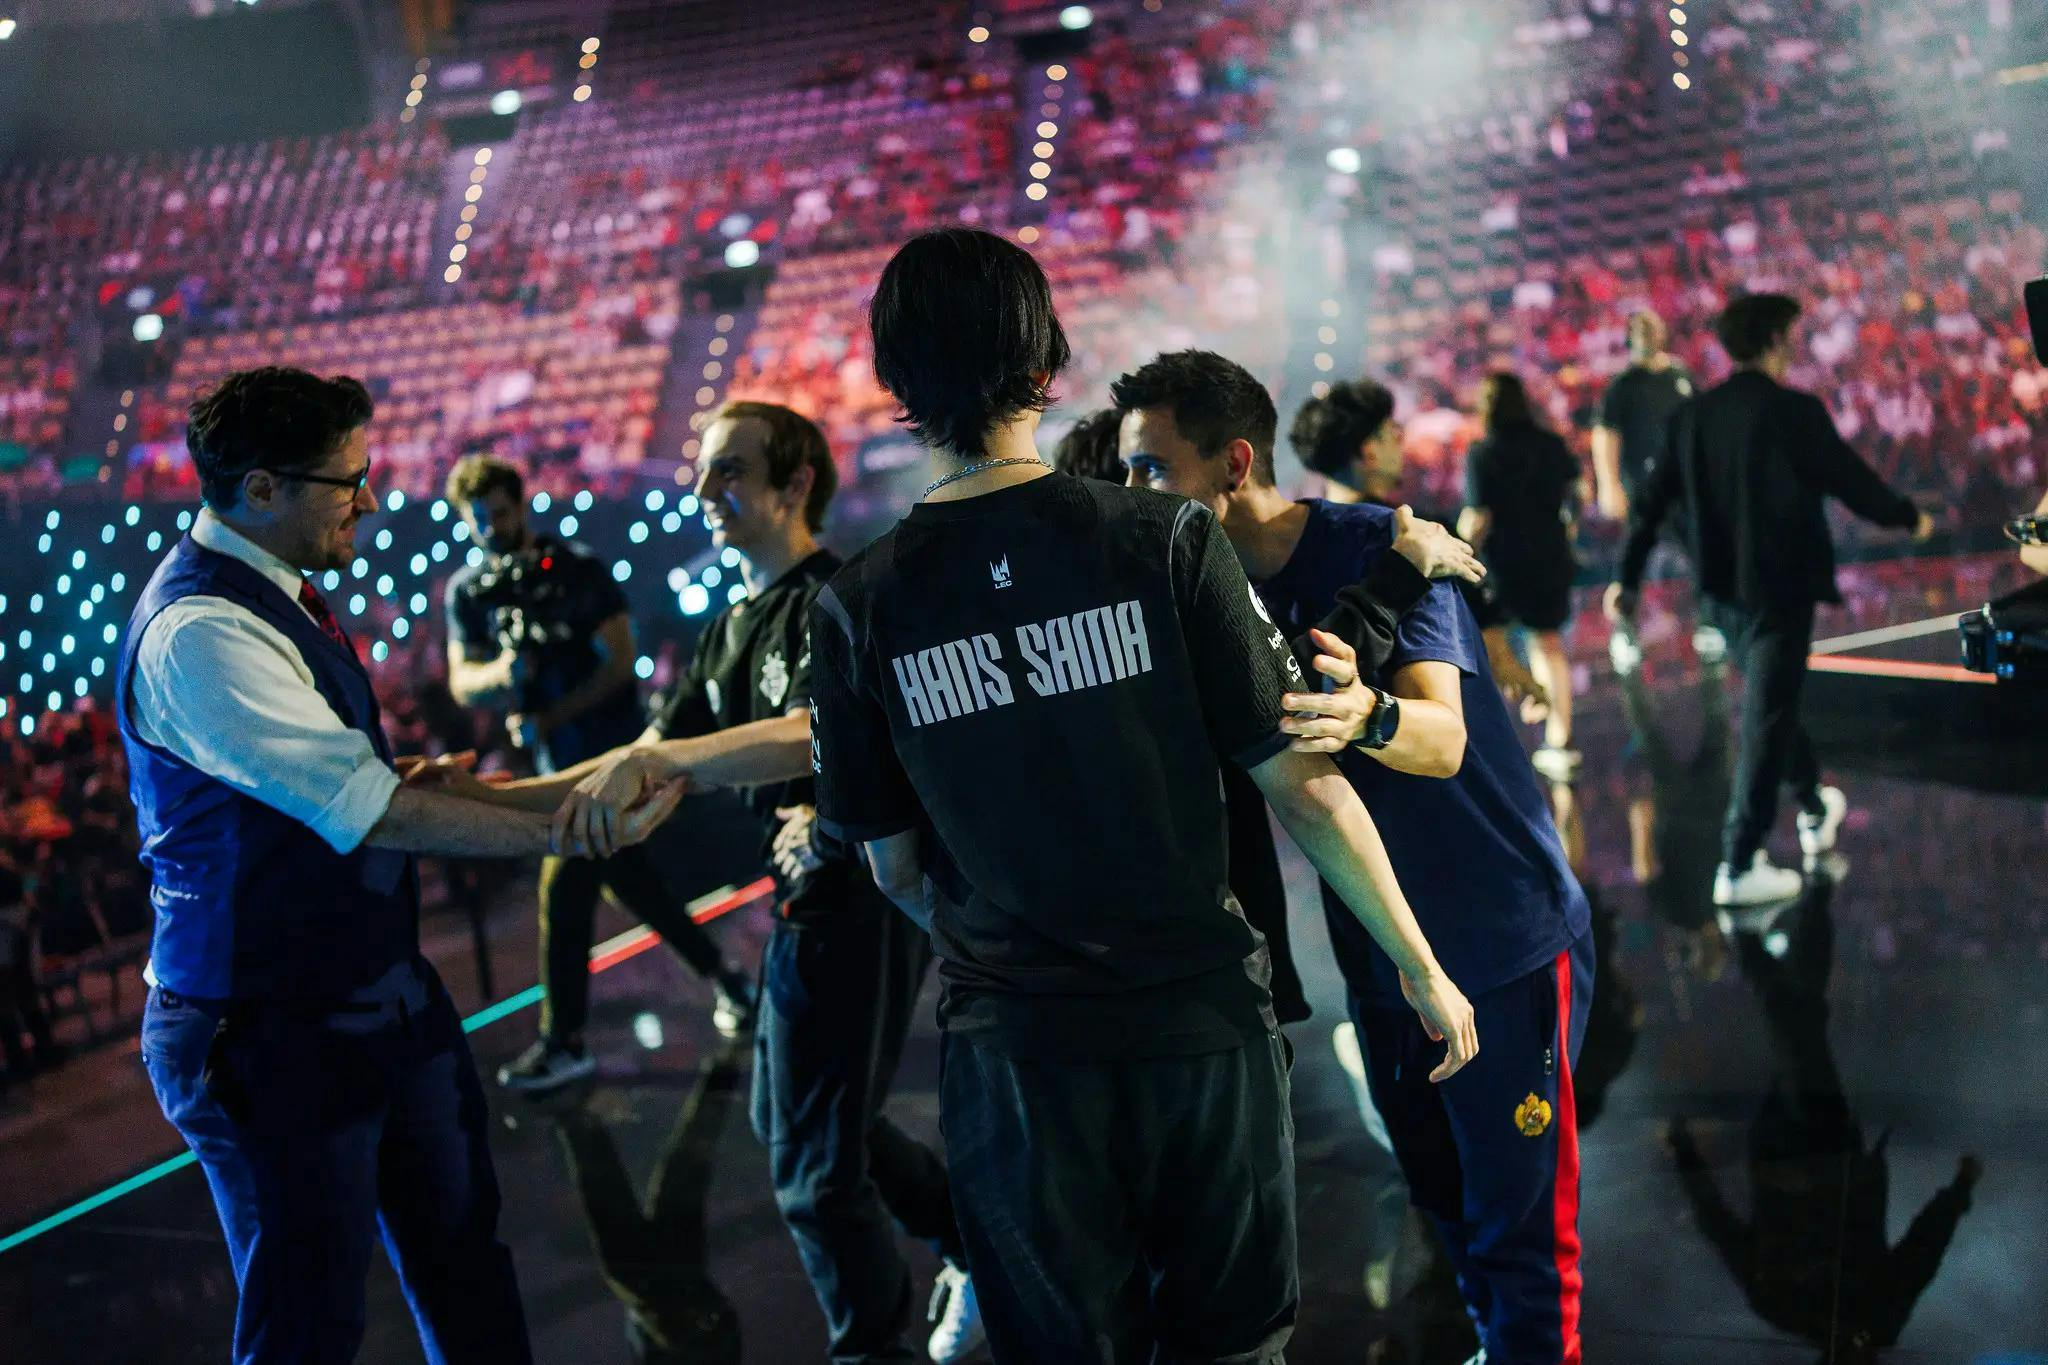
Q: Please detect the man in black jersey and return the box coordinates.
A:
[806,228,1478,1364]
[526,402,980,1363]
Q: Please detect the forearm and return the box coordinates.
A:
[449,659,516,707]
[639,712,813,788]
[1591,430,1625,516]
[1364,696,1465,777]
[363,785,563,857]
[1262,759,1439,981]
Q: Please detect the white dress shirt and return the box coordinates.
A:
[131,510,401,856]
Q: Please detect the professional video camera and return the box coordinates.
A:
[1956,282,2048,685]
[464,546,606,704]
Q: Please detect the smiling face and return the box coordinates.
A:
[239,425,378,573]
[694,414,803,557]
[1118,406,1237,517]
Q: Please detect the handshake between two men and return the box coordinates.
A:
[394,748,693,861]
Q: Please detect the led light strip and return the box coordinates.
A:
[0,875,773,1257]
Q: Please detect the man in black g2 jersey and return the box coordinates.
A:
[518,403,979,1363]
[805,228,1478,1364]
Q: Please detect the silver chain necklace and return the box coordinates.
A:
[924,457,1046,498]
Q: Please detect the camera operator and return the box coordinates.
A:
[442,456,752,1092]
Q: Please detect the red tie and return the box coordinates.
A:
[298,581,355,655]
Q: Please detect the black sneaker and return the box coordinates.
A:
[496,1037,596,1094]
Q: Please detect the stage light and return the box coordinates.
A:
[375,529,393,551]
[351,559,368,579]
[1314,352,1335,371]
[1672,29,1688,45]
[720,547,741,568]
[348,594,366,615]
[1321,298,1341,317]
[386,490,405,512]
[18,716,31,736]
[490,89,522,116]
[410,554,428,576]
[613,561,632,582]
[574,489,594,512]
[431,541,449,562]
[467,547,484,567]
[78,601,92,621]
[1059,6,1092,30]
[444,265,462,283]
[1312,380,1331,398]
[629,522,649,544]
[634,657,654,681]
[968,25,989,43]
[372,642,389,663]
[1019,226,1040,244]
[703,361,722,380]
[574,87,592,102]
[1034,140,1055,158]
[90,585,103,603]
[410,593,428,614]
[1326,146,1362,175]
[392,619,409,639]
[323,570,342,590]
[405,92,423,108]
[41,653,53,672]
[125,287,154,311]
[454,522,472,542]
[1318,326,1338,344]
[463,185,482,203]
[29,594,41,612]
[703,567,722,588]
[0,19,17,40]
[47,691,60,712]
[375,575,394,596]
[719,213,753,238]
[36,534,49,554]
[1030,162,1051,179]
[696,385,717,405]
[724,239,761,269]
[679,494,699,515]
[60,635,73,655]
[110,574,123,592]
[124,506,139,526]
[132,314,164,343]
[90,657,104,678]
[44,511,58,530]
[1673,72,1691,88]
[448,245,468,263]
[661,511,681,534]
[681,584,710,616]
[1025,183,1048,201]
[1046,64,1068,80]
[583,36,600,53]
[559,515,580,538]
[533,492,552,513]
[56,575,69,595]
[707,337,728,357]
[644,490,666,512]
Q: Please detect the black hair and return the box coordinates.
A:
[1049,408,1126,484]
[1715,293,1802,365]
[1477,372,1538,434]
[186,366,373,510]
[1108,349,1277,485]
[1286,377,1393,481]
[869,228,1071,457]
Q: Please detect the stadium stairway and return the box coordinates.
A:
[646,298,760,481]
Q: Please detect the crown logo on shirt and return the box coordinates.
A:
[990,556,1013,590]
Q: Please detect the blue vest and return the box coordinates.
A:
[116,535,418,1000]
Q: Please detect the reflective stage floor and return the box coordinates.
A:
[2,573,2044,1364]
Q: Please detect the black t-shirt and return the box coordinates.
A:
[443,534,644,773]
[1463,422,1580,589]
[808,472,1300,1060]
[650,549,862,921]
[1596,362,1695,494]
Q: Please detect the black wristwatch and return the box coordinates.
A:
[1356,688,1401,751]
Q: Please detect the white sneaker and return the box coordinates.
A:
[496,1037,596,1094]
[1531,746,1582,784]
[1797,786,1847,859]
[1713,853,1803,908]
[926,1264,986,1363]
[1608,628,1642,676]
[1693,625,1729,665]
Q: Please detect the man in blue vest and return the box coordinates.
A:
[120,365,681,1365]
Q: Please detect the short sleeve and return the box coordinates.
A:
[808,586,921,843]
[650,632,717,739]
[1595,376,1625,430]
[1384,579,1482,680]
[1171,502,1303,769]
[784,591,818,715]
[1464,438,1495,509]
[442,573,492,656]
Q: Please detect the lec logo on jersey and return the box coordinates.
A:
[1514,1092,1553,1137]
[990,556,1013,590]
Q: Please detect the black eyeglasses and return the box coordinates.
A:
[275,463,372,495]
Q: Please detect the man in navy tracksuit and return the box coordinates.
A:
[121,366,677,1363]
[1116,351,1593,1364]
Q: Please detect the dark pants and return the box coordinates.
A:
[751,898,962,1364]
[538,843,728,1042]
[141,959,530,1365]
[940,1031,1298,1365]
[1352,935,1593,1365]
[1714,599,1824,867]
